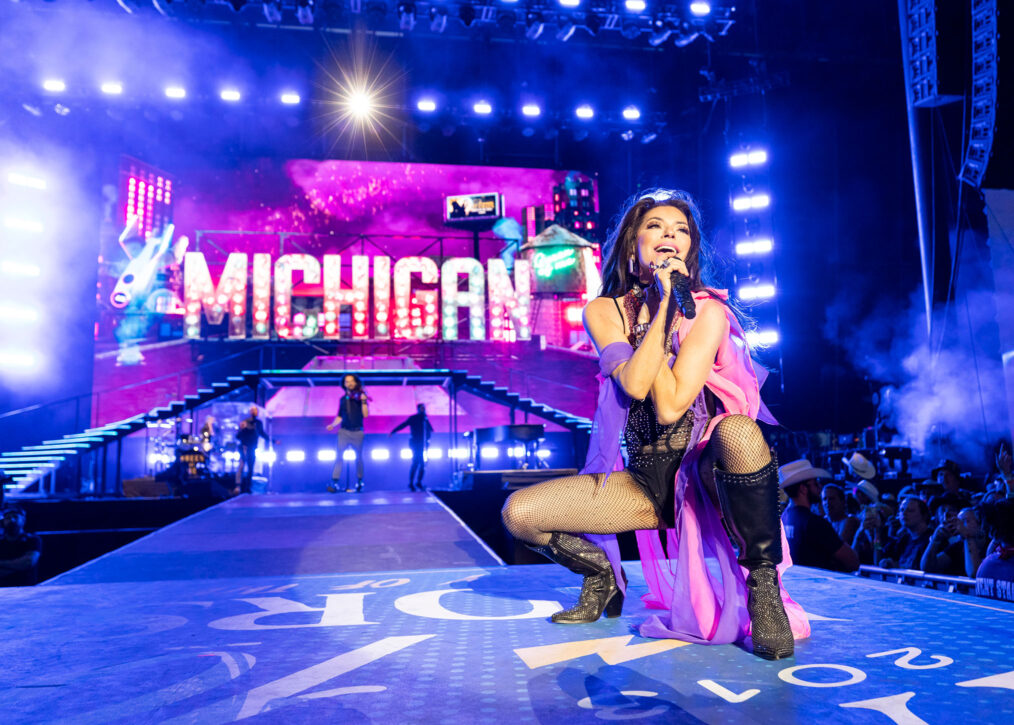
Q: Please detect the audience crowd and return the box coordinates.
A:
[778,440,1014,603]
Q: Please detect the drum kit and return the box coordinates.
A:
[147,407,248,477]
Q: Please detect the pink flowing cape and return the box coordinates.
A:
[582,291,811,645]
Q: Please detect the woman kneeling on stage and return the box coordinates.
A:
[501,190,809,660]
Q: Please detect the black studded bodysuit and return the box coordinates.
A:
[614,295,707,529]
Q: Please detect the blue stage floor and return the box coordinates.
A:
[1,493,1012,723]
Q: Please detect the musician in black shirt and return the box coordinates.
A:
[236,406,269,494]
[327,374,369,492]
[391,403,435,491]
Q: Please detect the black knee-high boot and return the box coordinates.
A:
[528,532,624,623]
[714,457,794,660]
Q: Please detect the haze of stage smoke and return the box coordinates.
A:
[825,283,1008,469]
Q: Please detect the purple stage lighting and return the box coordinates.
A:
[42,79,66,93]
[575,105,594,120]
[625,0,646,11]
[522,104,541,117]
[165,86,186,99]
[473,101,493,115]
[559,0,580,6]
[690,1,711,16]
[100,81,124,96]
[220,89,242,102]
[280,92,301,105]
[417,98,437,112]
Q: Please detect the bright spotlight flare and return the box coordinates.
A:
[317,36,402,152]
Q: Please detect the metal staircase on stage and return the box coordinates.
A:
[0,369,591,497]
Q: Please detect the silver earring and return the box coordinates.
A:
[628,257,635,275]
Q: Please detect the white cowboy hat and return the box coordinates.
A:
[843,451,877,480]
[853,480,880,503]
[778,459,832,490]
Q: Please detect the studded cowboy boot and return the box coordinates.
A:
[528,532,624,623]
[714,456,795,660]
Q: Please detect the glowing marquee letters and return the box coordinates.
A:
[183,252,533,342]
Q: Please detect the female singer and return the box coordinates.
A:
[501,189,809,659]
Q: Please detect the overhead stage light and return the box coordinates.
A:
[417,98,437,112]
[262,1,282,23]
[459,4,476,26]
[3,218,43,233]
[735,238,773,256]
[556,22,576,41]
[100,81,123,96]
[347,90,374,119]
[738,283,776,301]
[220,89,242,102]
[730,149,769,168]
[746,329,779,346]
[42,79,66,93]
[0,350,37,370]
[622,105,641,120]
[625,0,646,11]
[525,11,545,39]
[371,448,391,461]
[473,101,493,115]
[429,7,448,32]
[522,104,541,117]
[648,19,673,46]
[296,0,314,25]
[165,86,186,99]
[398,2,416,30]
[559,0,580,7]
[1,260,41,277]
[400,448,413,460]
[318,449,337,461]
[732,193,770,211]
[690,2,711,16]
[281,92,301,105]
[0,304,39,323]
[285,450,305,462]
[6,172,47,190]
[575,105,594,119]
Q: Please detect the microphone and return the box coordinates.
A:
[670,270,696,319]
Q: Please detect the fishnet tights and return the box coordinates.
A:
[501,414,772,546]
[502,471,660,546]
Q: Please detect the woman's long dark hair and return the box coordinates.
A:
[600,188,716,298]
[598,188,750,328]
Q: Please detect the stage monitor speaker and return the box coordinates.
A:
[123,477,170,498]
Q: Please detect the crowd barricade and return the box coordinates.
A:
[857,565,977,595]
